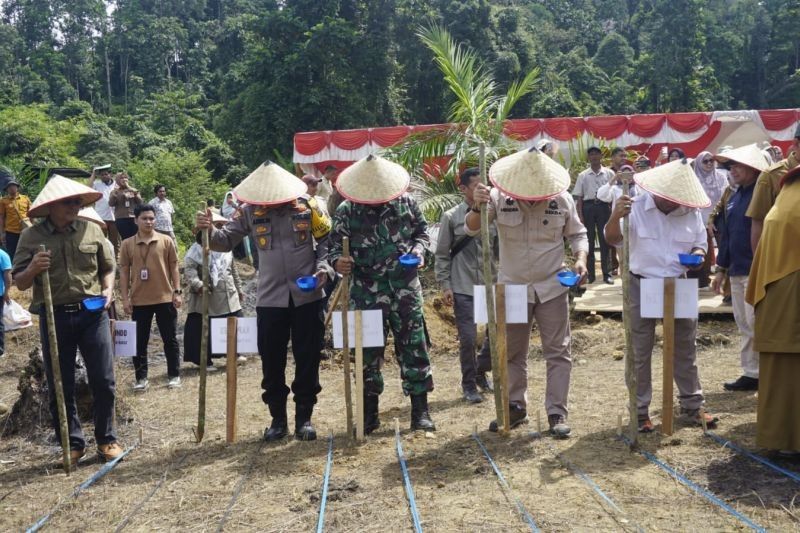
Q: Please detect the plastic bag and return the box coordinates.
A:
[3,298,32,331]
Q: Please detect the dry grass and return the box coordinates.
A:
[1,270,799,531]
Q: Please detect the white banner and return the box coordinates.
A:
[113,321,136,357]
[640,278,699,319]
[332,310,385,348]
[473,285,529,324]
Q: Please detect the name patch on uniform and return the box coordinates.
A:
[500,207,519,212]
[252,217,270,225]
[544,209,562,216]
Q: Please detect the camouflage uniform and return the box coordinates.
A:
[329,193,433,396]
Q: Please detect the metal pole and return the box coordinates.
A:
[39,244,71,475]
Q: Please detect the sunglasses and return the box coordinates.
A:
[702,159,714,164]
[59,198,83,206]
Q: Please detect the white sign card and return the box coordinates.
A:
[640,278,699,319]
[332,310,385,348]
[210,317,258,354]
[473,285,528,324]
[113,321,136,357]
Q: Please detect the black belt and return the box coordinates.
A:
[584,199,610,205]
[53,302,85,313]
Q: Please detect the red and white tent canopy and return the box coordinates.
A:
[294,109,799,173]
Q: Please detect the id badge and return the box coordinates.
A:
[125,200,130,208]
[140,268,149,281]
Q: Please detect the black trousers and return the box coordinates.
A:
[583,201,612,280]
[132,303,181,380]
[183,309,243,365]
[257,298,323,408]
[39,308,117,450]
[116,217,137,241]
[4,231,20,262]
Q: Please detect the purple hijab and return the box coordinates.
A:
[693,151,728,220]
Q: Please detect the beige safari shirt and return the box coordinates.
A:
[746,151,798,221]
[12,219,115,310]
[465,189,588,304]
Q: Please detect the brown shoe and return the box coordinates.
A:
[97,442,124,462]
[70,448,86,463]
[638,418,654,433]
[681,408,719,429]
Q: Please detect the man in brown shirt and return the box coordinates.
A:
[746,125,799,250]
[119,204,182,390]
[108,172,142,242]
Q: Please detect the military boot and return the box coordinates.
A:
[263,401,288,441]
[295,404,317,441]
[410,393,436,431]
[365,394,381,435]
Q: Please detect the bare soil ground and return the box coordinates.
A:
[1,266,799,532]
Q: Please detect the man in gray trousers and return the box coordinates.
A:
[435,168,493,403]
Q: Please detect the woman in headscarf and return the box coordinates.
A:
[183,213,245,368]
[746,165,800,458]
[693,151,729,224]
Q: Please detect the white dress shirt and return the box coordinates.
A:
[624,192,707,278]
[92,179,116,221]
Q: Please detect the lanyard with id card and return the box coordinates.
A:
[139,241,154,281]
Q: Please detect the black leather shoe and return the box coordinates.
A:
[410,393,436,431]
[548,414,571,438]
[723,375,758,391]
[489,405,527,432]
[365,394,381,435]
[264,420,288,441]
[295,421,317,441]
[463,389,482,404]
[476,373,493,393]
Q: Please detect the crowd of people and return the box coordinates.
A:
[2,124,798,464]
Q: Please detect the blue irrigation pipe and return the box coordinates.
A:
[316,433,334,533]
[27,445,137,533]
[395,424,423,533]
[705,431,800,485]
[472,433,540,532]
[619,436,767,533]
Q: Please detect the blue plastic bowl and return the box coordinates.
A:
[296,276,318,292]
[557,271,580,287]
[678,253,703,267]
[83,296,106,312]
[399,253,421,268]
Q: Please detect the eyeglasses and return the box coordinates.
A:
[59,198,83,206]
[702,159,713,164]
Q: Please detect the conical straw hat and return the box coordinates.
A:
[489,147,570,201]
[233,161,308,206]
[77,206,106,229]
[335,154,410,204]
[634,158,711,208]
[713,143,769,173]
[28,175,103,217]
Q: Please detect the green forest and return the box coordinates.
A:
[0,0,798,238]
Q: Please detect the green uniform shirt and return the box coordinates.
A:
[746,151,799,221]
[12,218,115,310]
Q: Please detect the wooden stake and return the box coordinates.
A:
[537,410,542,434]
[226,316,238,443]
[699,407,708,433]
[620,175,638,448]
[662,277,676,436]
[478,143,505,431]
[39,245,71,475]
[495,284,510,435]
[324,281,344,328]
[355,311,365,441]
[341,237,354,437]
[196,203,210,443]
[617,413,623,437]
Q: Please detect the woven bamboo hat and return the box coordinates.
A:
[28,175,103,218]
[713,143,769,173]
[634,158,711,208]
[233,161,307,206]
[334,154,410,204]
[77,206,106,229]
[489,146,570,201]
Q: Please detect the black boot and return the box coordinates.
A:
[295,404,317,441]
[365,394,380,435]
[263,402,288,441]
[410,393,436,431]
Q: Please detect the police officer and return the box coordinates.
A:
[329,155,435,433]
[466,147,588,437]
[196,162,333,441]
[13,175,123,463]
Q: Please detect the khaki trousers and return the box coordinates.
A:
[506,292,571,417]
[628,274,703,417]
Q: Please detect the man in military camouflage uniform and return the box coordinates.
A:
[329,155,435,433]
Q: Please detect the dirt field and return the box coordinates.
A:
[1,267,799,532]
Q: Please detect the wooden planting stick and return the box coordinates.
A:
[662,277,676,436]
[324,281,344,328]
[620,174,638,447]
[355,310,365,441]
[226,316,238,443]
[479,143,505,431]
[39,244,71,475]
[495,284,510,435]
[341,237,354,437]
[196,204,210,443]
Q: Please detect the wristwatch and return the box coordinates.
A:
[173,289,183,295]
